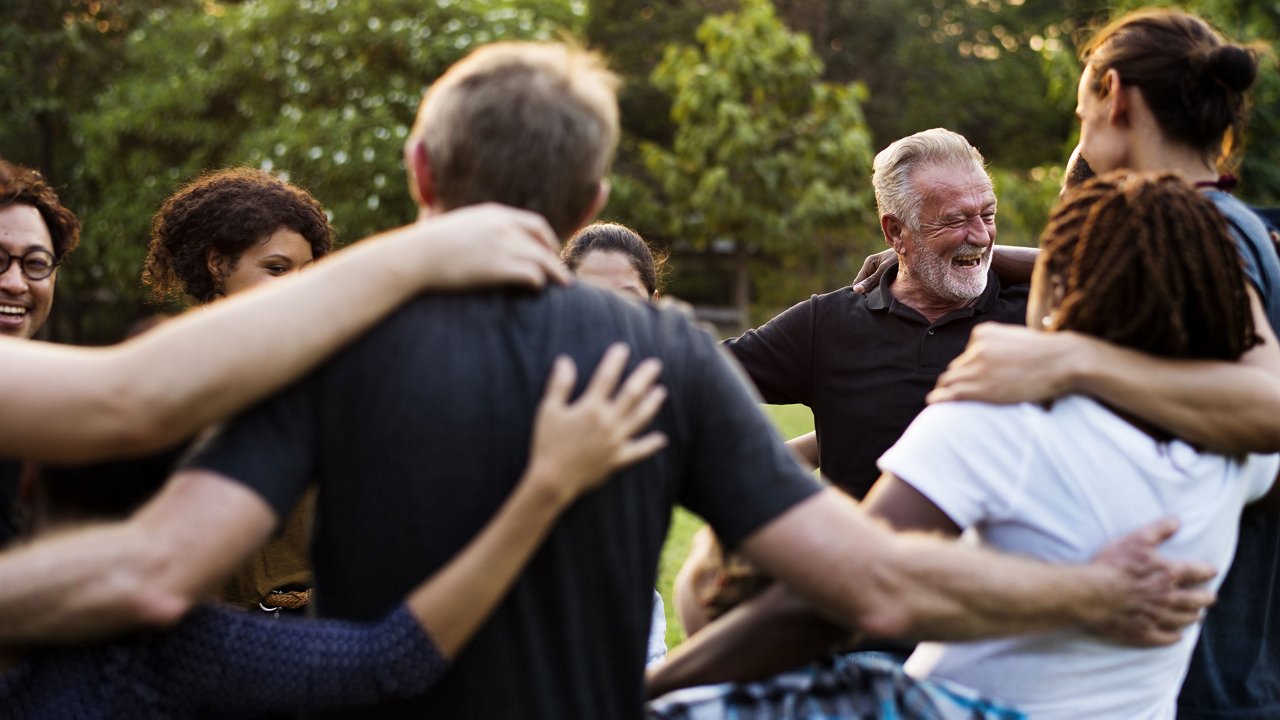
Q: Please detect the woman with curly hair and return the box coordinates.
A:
[144,168,332,305]
[142,168,335,615]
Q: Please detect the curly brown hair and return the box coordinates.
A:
[143,168,333,305]
[1040,171,1257,362]
[0,159,81,262]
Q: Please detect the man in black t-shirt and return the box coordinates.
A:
[0,43,1220,720]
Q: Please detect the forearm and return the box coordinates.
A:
[0,472,275,644]
[408,469,571,658]
[744,489,1112,643]
[0,522,187,643]
[647,583,850,698]
[1068,334,1280,453]
[991,245,1037,285]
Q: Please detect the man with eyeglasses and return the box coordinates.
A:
[0,160,82,545]
[0,161,79,341]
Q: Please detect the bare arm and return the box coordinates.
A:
[931,288,1280,453]
[990,245,1038,286]
[784,431,818,469]
[648,475,1204,696]
[410,345,667,658]
[742,488,1213,645]
[0,471,277,643]
[0,204,565,462]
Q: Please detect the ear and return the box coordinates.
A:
[574,179,610,234]
[404,138,436,209]
[1103,69,1129,127]
[205,247,227,283]
[881,214,908,255]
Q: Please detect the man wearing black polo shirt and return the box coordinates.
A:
[726,128,1025,499]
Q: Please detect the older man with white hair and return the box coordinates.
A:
[725,127,1027,501]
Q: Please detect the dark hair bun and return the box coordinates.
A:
[1207,45,1258,92]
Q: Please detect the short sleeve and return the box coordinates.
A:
[1245,454,1280,504]
[723,297,817,405]
[677,322,823,548]
[877,401,1034,529]
[184,373,320,522]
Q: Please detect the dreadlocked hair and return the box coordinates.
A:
[1039,171,1257,361]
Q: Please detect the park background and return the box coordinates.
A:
[2,0,1277,647]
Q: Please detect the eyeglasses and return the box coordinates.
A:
[0,247,57,281]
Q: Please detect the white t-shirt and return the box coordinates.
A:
[878,396,1278,720]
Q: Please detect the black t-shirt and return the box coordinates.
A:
[189,283,821,720]
[725,262,1028,498]
[0,461,22,546]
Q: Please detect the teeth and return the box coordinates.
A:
[0,306,27,316]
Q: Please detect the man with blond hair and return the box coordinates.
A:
[0,45,1217,719]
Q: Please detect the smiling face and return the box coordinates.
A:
[212,228,315,297]
[0,204,57,339]
[898,163,997,304]
[575,249,651,301]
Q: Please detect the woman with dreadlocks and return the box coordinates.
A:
[645,173,1278,719]
[921,10,1280,718]
[859,172,1279,719]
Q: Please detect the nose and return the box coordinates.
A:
[966,216,994,248]
[0,261,28,294]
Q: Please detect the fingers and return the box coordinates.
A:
[616,431,670,467]
[613,357,664,411]
[1169,559,1217,588]
[617,385,668,438]
[1128,517,1181,547]
[539,356,577,411]
[583,343,631,401]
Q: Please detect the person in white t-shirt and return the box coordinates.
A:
[867,171,1279,719]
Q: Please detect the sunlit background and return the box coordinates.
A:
[2,0,1276,345]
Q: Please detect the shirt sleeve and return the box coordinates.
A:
[876,401,1033,529]
[149,603,448,712]
[183,373,321,522]
[722,297,817,405]
[675,317,824,548]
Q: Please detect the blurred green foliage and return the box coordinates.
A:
[1,0,1277,341]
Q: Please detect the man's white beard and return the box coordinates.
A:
[908,241,991,303]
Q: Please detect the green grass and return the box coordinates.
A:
[656,404,814,649]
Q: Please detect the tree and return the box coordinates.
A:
[59,0,582,342]
[639,0,876,322]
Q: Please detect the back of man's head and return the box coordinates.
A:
[411,42,619,239]
[872,128,988,229]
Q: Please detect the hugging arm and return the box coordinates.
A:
[0,346,665,648]
[931,289,1280,453]
[649,485,1213,696]
[0,205,565,463]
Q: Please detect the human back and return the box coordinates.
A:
[877,172,1278,718]
[185,41,820,719]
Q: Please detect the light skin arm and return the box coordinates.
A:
[648,487,1214,695]
[783,431,818,469]
[931,288,1280,453]
[0,345,667,648]
[0,204,567,463]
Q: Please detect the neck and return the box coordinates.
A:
[0,647,20,672]
[888,265,978,324]
[1125,124,1219,185]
